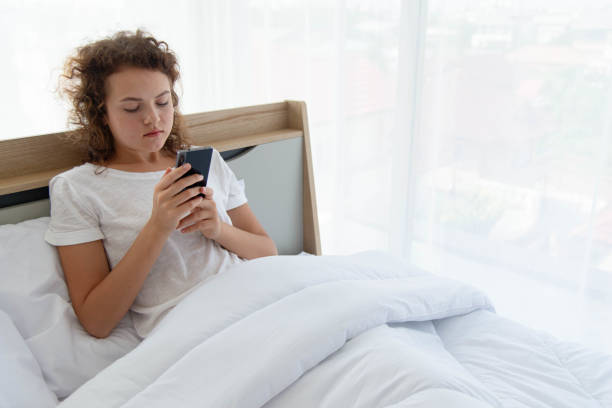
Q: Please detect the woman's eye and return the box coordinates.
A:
[122,100,168,112]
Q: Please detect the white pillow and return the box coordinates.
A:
[0,217,141,399]
[0,310,57,408]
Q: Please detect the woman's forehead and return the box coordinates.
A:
[105,67,171,99]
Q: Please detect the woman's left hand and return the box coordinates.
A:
[176,187,222,240]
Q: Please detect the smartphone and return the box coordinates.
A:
[175,146,213,198]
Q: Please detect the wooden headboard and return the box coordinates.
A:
[0,100,321,255]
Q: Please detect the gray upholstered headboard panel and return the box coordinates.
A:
[227,138,303,255]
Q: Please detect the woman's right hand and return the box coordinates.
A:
[149,163,205,236]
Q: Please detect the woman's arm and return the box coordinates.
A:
[58,221,170,338]
[218,203,278,259]
[58,164,204,338]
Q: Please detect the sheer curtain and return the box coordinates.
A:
[411,0,612,354]
[2,0,611,353]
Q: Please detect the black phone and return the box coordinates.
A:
[175,146,213,198]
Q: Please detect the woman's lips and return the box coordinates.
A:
[144,130,162,137]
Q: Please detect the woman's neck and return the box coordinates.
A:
[104,150,176,172]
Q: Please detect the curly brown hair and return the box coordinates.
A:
[60,29,191,164]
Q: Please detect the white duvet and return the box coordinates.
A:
[60,252,612,408]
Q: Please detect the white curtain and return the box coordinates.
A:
[412,0,612,355]
[2,0,611,354]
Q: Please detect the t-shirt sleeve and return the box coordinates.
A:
[44,175,105,246]
[215,150,248,210]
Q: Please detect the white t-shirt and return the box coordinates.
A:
[44,149,247,337]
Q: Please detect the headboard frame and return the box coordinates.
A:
[0,100,321,255]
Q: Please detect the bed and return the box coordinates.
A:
[1,101,611,408]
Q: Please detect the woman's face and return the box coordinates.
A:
[104,66,175,159]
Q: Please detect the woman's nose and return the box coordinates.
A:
[143,104,160,125]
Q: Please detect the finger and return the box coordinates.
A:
[202,187,213,200]
[174,196,203,220]
[180,223,201,234]
[157,167,172,186]
[165,173,204,199]
[157,163,192,191]
[166,172,204,197]
[177,206,216,229]
[176,208,203,230]
[176,207,216,229]
[193,200,216,216]
[171,197,203,228]
[172,186,204,207]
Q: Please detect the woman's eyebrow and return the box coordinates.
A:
[119,90,170,102]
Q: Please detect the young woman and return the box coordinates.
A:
[44,30,277,339]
